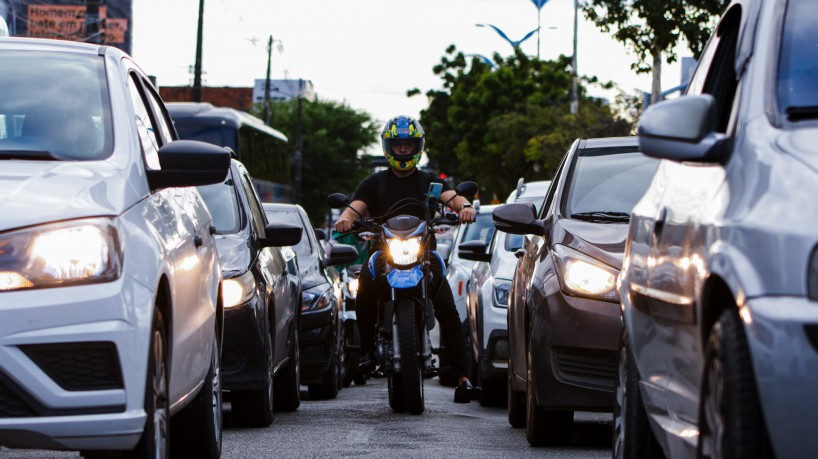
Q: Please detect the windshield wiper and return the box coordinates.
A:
[786,106,818,121]
[571,211,630,223]
[0,150,61,160]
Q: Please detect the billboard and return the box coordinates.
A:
[1,0,132,54]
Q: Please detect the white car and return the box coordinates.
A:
[0,38,230,457]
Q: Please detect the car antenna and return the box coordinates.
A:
[515,177,525,199]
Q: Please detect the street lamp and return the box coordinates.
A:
[466,53,499,69]
[529,0,550,59]
[475,23,538,52]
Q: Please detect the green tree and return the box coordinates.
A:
[581,0,724,103]
[259,99,379,224]
[414,46,632,201]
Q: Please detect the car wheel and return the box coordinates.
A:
[508,355,526,428]
[613,332,663,459]
[308,329,340,400]
[232,324,275,426]
[697,310,773,459]
[525,344,572,446]
[124,307,169,459]
[171,330,223,458]
[343,321,361,388]
[337,323,346,390]
[273,328,301,412]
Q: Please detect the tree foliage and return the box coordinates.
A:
[260,99,379,224]
[416,45,632,201]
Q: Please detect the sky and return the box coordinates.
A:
[131,0,695,133]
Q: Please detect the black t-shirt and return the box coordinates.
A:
[352,169,452,219]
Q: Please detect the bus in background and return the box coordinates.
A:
[167,102,293,203]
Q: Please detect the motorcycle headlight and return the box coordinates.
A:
[0,218,121,292]
[387,237,422,266]
[552,244,619,302]
[302,286,332,312]
[493,279,512,307]
[222,270,256,308]
[347,278,359,298]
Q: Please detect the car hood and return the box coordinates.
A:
[214,234,251,276]
[0,160,137,232]
[777,128,818,175]
[554,218,629,269]
[490,246,519,281]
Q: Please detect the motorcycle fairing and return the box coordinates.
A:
[387,266,424,288]
[431,250,446,277]
[368,250,382,277]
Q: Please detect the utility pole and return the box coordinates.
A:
[293,79,304,203]
[85,0,104,44]
[536,5,541,60]
[192,0,205,102]
[262,35,273,125]
[570,0,579,115]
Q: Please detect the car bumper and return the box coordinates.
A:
[299,306,336,383]
[478,301,509,380]
[221,296,267,391]
[744,296,818,459]
[530,285,621,411]
[0,277,153,451]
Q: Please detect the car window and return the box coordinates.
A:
[459,211,495,244]
[538,152,568,219]
[266,209,313,257]
[778,0,818,119]
[239,173,267,236]
[142,80,175,144]
[563,148,660,218]
[0,51,112,160]
[197,173,241,234]
[128,73,161,170]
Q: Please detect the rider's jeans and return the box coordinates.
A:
[356,253,469,381]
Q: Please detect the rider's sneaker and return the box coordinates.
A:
[358,352,376,375]
[453,380,482,404]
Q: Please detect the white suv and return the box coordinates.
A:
[0,38,229,457]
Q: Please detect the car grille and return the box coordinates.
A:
[21,342,123,391]
[0,374,37,417]
[553,348,617,391]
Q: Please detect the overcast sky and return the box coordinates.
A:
[132,0,695,130]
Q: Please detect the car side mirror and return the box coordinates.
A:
[314,228,326,241]
[147,140,231,190]
[492,203,545,236]
[458,240,491,262]
[327,243,359,266]
[638,94,728,162]
[260,223,302,247]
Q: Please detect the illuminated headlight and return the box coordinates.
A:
[302,286,332,312]
[0,218,121,292]
[222,270,256,308]
[387,237,422,266]
[552,244,619,302]
[493,280,512,307]
[347,278,359,298]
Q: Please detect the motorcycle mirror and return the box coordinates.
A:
[327,193,350,209]
[455,181,477,198]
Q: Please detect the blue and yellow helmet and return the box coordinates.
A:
[381,115,425,172]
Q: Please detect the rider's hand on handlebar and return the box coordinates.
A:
[335,217,355,233]
[459,206,476,224]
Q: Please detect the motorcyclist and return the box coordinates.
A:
[334,115,482,403]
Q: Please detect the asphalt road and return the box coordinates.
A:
[1,377,612,458]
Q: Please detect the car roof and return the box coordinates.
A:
[262,202,306,215]
[580,136,639,150]
[0,36,117,56]
[167,102,288,143]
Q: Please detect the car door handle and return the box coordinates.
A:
[209,225,217,235]
[194,235,203,248]
[515,248,525,259]
[653,208,667,239]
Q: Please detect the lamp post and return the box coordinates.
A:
[570,0,578,115]
[529,0,550,59]
[193,0,204,102]
[475,23,538,52]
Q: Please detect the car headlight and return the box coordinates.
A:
[552,244,619,302]
[387,237,422,266]
[302,286,332,312]
[347,278,359,298]
[222,270,256,308]
[493,279,512,307]
[0,218,121,292]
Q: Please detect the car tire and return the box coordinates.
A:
[273,328,301,412]
[613,332,663,459]
[171,331,223,459]
[124,307,170,459]
[343,321,361,388]
[337,324,346,390]
[697,310,773,459]
[308,333,340,400]
[508,356,526,428]
[232,324,275,427]
[525,344,572,446]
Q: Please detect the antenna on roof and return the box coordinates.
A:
[515,177,525,198]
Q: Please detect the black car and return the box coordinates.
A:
[263,203,358,400]
[489,137,659,445]
[196,159,303,426]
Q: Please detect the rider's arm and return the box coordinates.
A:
[441,192,476,223]
[335,200,368,232]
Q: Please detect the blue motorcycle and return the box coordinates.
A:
[327,181,476,414]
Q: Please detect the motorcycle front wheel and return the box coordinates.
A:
[395,298,425,415]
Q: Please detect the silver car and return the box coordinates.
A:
[618,1,818,458]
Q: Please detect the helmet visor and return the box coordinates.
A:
[385,137,422,157]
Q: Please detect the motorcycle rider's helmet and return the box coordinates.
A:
[381,115,425,172]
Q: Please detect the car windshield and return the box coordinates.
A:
[564,148,659,219]
[459,211,495,244]
[778,0,818,120]
[0,51,112,160]
[266,209,312,257]
[175,123,238,151]
[197,176,241,234]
